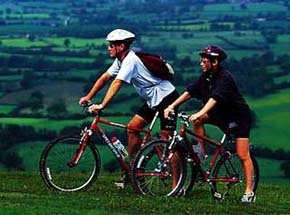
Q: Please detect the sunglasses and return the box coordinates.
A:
[200,59,211,64]
[108,43,116,48]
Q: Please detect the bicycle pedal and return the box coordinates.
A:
[213,192,224,200]
[197,181,205,186]
[114,182,125,189]
[178,187,187,196]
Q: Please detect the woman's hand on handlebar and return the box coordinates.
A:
[189,112,200,122]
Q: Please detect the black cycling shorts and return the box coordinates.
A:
[208,117,252,138]
[136,90,179,131]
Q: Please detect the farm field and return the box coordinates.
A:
[0,0,289,186]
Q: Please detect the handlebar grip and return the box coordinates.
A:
[80,102,103,117]
[177,112,190,121]
[167,111,176,121]
[80,101,93,108]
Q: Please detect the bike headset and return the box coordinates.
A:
[106,29,135,59]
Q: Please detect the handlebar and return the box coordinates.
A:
[80,101,93,108]
[80,101,103,116]
[177,112,190,122]
[168,112,190,125]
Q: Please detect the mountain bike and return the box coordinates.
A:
[130,112,259,200]
[39,102,185,195]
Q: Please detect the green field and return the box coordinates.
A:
[1,85,289,152]
[249,89,290,151]
[0,104,15,114]
[200,2,288,19]
[0,1,290,213]
[0,0,289,190]
[0,171,289,215]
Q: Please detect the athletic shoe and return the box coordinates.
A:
[114,172,129,189]
[241,192,256,203]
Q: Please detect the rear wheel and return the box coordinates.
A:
[130,139,186,196]
[39,135,101,192]
[212,152,259,200]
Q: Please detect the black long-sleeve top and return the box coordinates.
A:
[186,67,252,123]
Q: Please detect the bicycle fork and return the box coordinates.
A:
[67,127,92,168]
[154,131,183,176]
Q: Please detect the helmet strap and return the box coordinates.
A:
[116,48,129,61]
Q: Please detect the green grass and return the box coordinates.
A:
[0,87,289,152]
[0,36,106,49]
[1,38,49,48]
[0,117,84,130]
[0,104,15,114]
[43,37,106,48]
[200,2,288,19]
[0,25,50,35]
[143,30,267,60]
[274,74,290,84]
[4,13,52,19]
[249,89,290,151]
[0,171,289,215]
[11,141,120,171]
[0,115,134,131]
[0,74,22,81]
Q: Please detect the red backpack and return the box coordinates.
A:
[135,52,174,80]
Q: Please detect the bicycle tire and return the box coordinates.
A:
[39,135,101,192]
[211,151,259,200]
[179,155,200,196]
[130,139,186,196]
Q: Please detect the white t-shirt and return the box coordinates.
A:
[107,51,175,108]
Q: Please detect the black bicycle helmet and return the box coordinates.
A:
[199,45,227,62]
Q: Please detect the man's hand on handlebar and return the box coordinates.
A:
[88,103,104,113]
[164,105,175,119]
[79,96,92,106]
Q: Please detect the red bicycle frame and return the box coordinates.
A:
[69,111,159,173]
[179,122,240,184]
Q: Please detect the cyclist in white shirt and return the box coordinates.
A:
[79,29,179,186]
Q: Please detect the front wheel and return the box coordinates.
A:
[212,151,259,201]
[39,135,101,192]
[130,139,187,196]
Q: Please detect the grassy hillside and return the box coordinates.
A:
[250,88,290,151]
[1,83,289,152]
[0,171,289,215]
[0,0,289,186]
[9,141,117,172]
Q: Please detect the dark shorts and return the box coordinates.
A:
[136,90,179,131]
[208,117,252,138]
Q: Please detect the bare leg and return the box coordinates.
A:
[193,114,208,155]
[161,130,180,188]
[236,138,254,194]
[127,114,148,159]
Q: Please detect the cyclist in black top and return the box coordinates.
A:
[164,45,256,203]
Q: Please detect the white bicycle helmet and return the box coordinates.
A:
[106,29,135,42]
